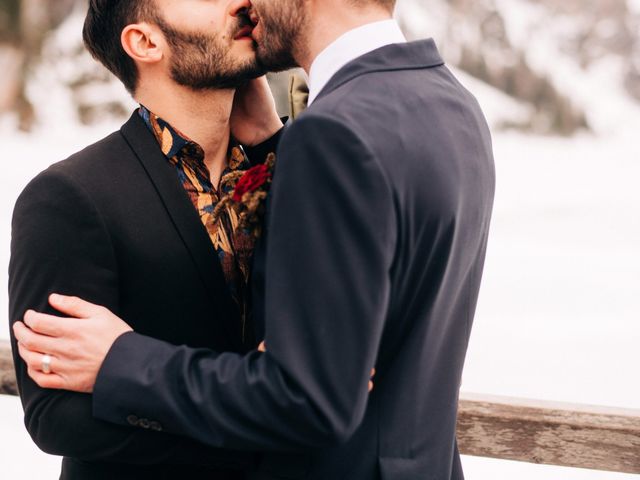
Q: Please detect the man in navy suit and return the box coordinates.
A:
[15,0,495,478]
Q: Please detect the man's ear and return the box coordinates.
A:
[121,23,164,65]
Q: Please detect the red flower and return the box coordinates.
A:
[232,164,271,202]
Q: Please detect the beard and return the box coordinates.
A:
[251,0,308,72]
[154,15,265,90]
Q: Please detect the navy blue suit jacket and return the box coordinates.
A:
[93,39,495,479]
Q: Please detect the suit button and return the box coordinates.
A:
[149,421,163,432]
[138,418,151,429]
[127,415,139,426]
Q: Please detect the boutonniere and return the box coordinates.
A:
[214,153,276,239]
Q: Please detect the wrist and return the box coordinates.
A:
[249,116,284,147]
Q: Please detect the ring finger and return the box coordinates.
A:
[17,342,58,374]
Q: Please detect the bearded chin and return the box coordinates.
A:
[254,36,299,73]
[156,17,265,90]
[170,60,266,90]
[256,48,298,73]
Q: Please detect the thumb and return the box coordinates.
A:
[49,294,102,319]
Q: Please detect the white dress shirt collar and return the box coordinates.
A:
[307,19,407,105]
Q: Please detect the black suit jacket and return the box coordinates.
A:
[8,113,273,479]
[91,39,496,479]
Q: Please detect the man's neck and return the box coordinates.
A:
[297,5,393,73]
[135,81,234,185]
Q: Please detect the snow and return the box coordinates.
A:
[495,0,640,136]
[0,395,60,477]
[629,0,640,15]
[461,131,640,410]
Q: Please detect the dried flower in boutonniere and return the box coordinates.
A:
[213,153,276,240]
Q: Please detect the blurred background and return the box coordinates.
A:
[0,0,639,478]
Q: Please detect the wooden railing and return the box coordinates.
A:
[1,340,638,474]
[0,341,17,396]
[458,393,640,474]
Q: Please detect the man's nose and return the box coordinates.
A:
[229,0,252,17]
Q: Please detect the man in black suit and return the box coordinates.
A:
[8,0,284,478]
[15,0,496,478]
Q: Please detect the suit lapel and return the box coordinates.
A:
[120,113,244,351]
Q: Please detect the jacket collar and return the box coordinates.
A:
[119,113,245,351]
[314,38,445,103]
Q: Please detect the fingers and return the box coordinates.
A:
[13,321,61,355]
[49,294,102,319]
[22,310,71,337]
[17,342,56,372]
[18,341,78,390]
[18,343,66,389]
[253,76,271,91]
[27,367,65,390]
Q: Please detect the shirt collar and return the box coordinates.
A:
[307,19,407,106]
[138,105,252,181]
[138,105,202,161]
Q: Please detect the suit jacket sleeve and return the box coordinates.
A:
[8,168,255,468]
[93,113,397,451]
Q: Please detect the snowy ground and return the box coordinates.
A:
[462,131,640,411]
[1,78,639,479]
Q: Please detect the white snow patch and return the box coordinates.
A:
[628,0,640,15]
[0,395,61,478]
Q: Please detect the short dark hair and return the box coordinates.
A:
[83,0,157,94]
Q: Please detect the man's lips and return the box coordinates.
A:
[234,25,254,40]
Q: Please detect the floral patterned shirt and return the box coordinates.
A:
[139,105,258,346]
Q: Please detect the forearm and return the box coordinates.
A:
[94,333,347,451]
[12,285,255,468]
[20,384,252,467]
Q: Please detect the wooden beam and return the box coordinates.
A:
[458,392,640,474]
[0,341,17,396]
[0,340,638,474]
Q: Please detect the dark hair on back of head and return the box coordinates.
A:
[83,0,157,94]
